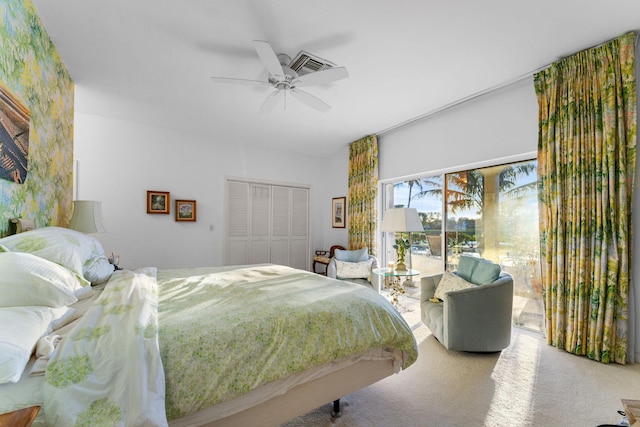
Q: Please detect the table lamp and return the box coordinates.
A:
[68,200,107,233]
[380,207,424,271]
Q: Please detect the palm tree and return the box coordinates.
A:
[405,161,537,260]
[393,179,428,207]
[410,162,536,214]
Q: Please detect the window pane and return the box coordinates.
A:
[387,176,445,279]
[387,159,543,332]
[444,160,542,332]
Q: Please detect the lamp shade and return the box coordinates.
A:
[68,200,107,233]
[379,208,424,232]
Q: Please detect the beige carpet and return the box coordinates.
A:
[281,296,640,427]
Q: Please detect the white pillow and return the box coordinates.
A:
[335,258,373,280]
[0,306,68,384]
[0,226,113,285]
[434,271,477,300]
[0,252,80,308]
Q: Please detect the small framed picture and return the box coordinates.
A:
[332,197,346,228]
[175,200,196,222]
[147,191,170,214]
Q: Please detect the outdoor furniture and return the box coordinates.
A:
[426,234,442,257]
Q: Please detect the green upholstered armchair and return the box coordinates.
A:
[420,256,514,352]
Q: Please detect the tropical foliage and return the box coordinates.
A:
[348,135,378,254]
[396,163,536,215]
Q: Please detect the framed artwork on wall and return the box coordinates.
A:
[147,191,170,214]
[332,197,346,228]
[175,200,196,222]
[0,82,30,184]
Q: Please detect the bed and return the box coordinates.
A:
[0,227,418,426]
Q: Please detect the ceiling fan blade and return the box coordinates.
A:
[253,40,284,80]
[260,90,282,113]
[290,88,331,112]
[293,66,349,87]
[211,76,270,87]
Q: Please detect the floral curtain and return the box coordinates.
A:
[348,135,378,254]
[534,32,637,364]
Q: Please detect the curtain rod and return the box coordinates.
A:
[376,65,547,137]
[377,31,638,137]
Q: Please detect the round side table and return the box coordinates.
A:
[372,267,420,310]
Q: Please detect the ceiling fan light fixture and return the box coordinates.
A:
[212,40,348,113]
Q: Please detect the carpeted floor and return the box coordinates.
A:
[281,296,640,427]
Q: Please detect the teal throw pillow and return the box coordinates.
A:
[334,247,368,262]
[470,258,501,285]
[456,255,479,281]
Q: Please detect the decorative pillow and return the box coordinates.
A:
[0,306,68,384]
[0,252,80,308]
[334,247,368,263]
[335,258,374,280]
[0,226,113,286]
[434,271,477,300]
[470,258,502,285]
[84,255,115,285]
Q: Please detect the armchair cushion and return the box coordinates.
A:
[313,254,330,264]
[327,254,379,291]
[434,271,476,300]
[334,247,368,263]
[335,258,374,280]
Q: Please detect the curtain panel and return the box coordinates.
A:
[534,32,637,364]
[348,135,379,254]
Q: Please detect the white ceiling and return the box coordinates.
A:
[31,0,640,157]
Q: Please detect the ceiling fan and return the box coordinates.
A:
[211,40,349,113]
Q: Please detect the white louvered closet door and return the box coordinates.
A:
[226,180,250,264]
[270,186,291,266]
[289,187,309,270]
[250,184,271,264]
[225,179,310,270]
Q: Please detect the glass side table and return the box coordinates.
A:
[372,268,420,310]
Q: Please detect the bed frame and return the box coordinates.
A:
[170,357,398,427]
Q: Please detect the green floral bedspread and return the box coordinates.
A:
[43,268,167,426]
[157,264,417,420]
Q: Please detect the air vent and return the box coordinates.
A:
[288,51,336,76]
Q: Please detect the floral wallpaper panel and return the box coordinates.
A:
[0,0,74,237]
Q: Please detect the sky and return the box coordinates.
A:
[390,160,538,220]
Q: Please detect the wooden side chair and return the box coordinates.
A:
[313,245,345,275]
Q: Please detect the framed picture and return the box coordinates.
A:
[0,82,30,184]
[147,191,170,214]
[175,199,197,222]
[332,197,346,228]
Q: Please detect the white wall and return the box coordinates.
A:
[73,105,345,270]
[320,145,350,249]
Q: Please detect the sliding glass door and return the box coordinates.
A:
[384,159,543,332]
